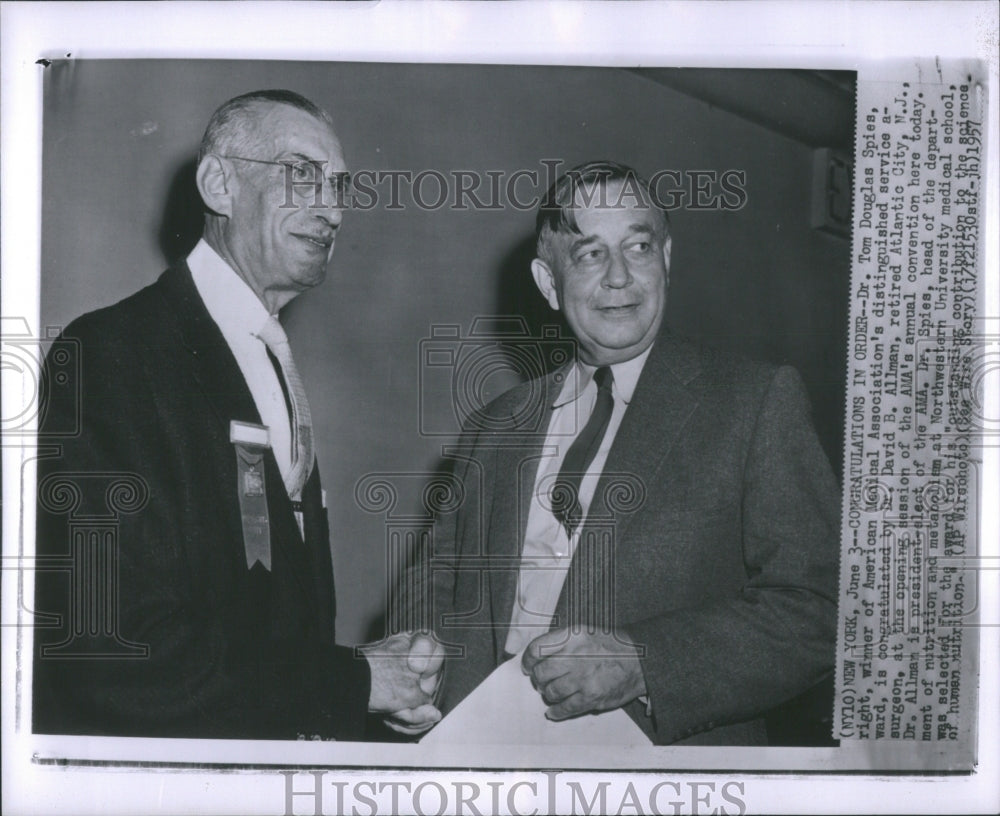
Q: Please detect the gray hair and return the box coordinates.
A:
[197,89,334,163]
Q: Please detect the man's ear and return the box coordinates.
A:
[661,233,672,289]
[530,258,561,311]
[196,154,233,217]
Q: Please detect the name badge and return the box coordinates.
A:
[231,421,271,571]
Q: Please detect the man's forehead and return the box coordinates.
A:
[568,194,661,233]
[256,103,343,158]
[569,178,655,212]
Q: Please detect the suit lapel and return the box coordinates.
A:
[155,264,322,617]
[160,263,260,430]
[556,336,702,629]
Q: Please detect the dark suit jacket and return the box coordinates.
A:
[33,264,370,740]
[401,334,840,745]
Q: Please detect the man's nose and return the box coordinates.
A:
[312,186,344,226]
[313,212,341,235]
[314,204,342,228]
[603,251,631,288]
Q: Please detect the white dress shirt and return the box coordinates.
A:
[188,239,294,482]
[504,346,653,655]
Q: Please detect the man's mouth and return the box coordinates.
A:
[598,303,639,314]
[295,233,335,250]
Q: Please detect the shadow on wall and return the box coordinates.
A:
[158,157,203,265]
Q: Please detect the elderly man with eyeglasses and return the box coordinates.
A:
[33,90,443,740]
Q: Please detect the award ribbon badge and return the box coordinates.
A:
[230,420,272,571]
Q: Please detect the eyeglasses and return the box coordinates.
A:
[221,156,352,196]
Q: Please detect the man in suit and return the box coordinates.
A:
[33,90,442,740]
[399,160,840,745]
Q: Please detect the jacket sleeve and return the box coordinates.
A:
[625,365,840,744]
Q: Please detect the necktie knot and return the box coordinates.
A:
[593,365,613,394]
[257,314,290,352]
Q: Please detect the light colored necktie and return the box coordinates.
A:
[256,315,314,500]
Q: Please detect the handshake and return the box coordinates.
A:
[361,631,446,734]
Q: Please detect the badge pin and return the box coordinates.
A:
[243,466,264,497]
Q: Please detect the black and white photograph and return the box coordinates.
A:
[2,2,997,815]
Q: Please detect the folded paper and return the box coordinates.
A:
[421,652,651,746]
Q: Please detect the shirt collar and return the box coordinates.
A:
[188,238,272,338]
[551,344,654,408]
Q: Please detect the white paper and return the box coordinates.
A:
[421,655,652,746]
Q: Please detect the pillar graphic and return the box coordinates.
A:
[37,472,150,658]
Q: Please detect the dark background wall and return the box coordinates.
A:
[41,60,851,644]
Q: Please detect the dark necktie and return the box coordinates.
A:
[551,366,614,537]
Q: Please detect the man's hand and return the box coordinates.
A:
[361,632,444,733]
[521,629,646,720]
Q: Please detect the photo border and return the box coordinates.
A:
[3,2,998,815]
